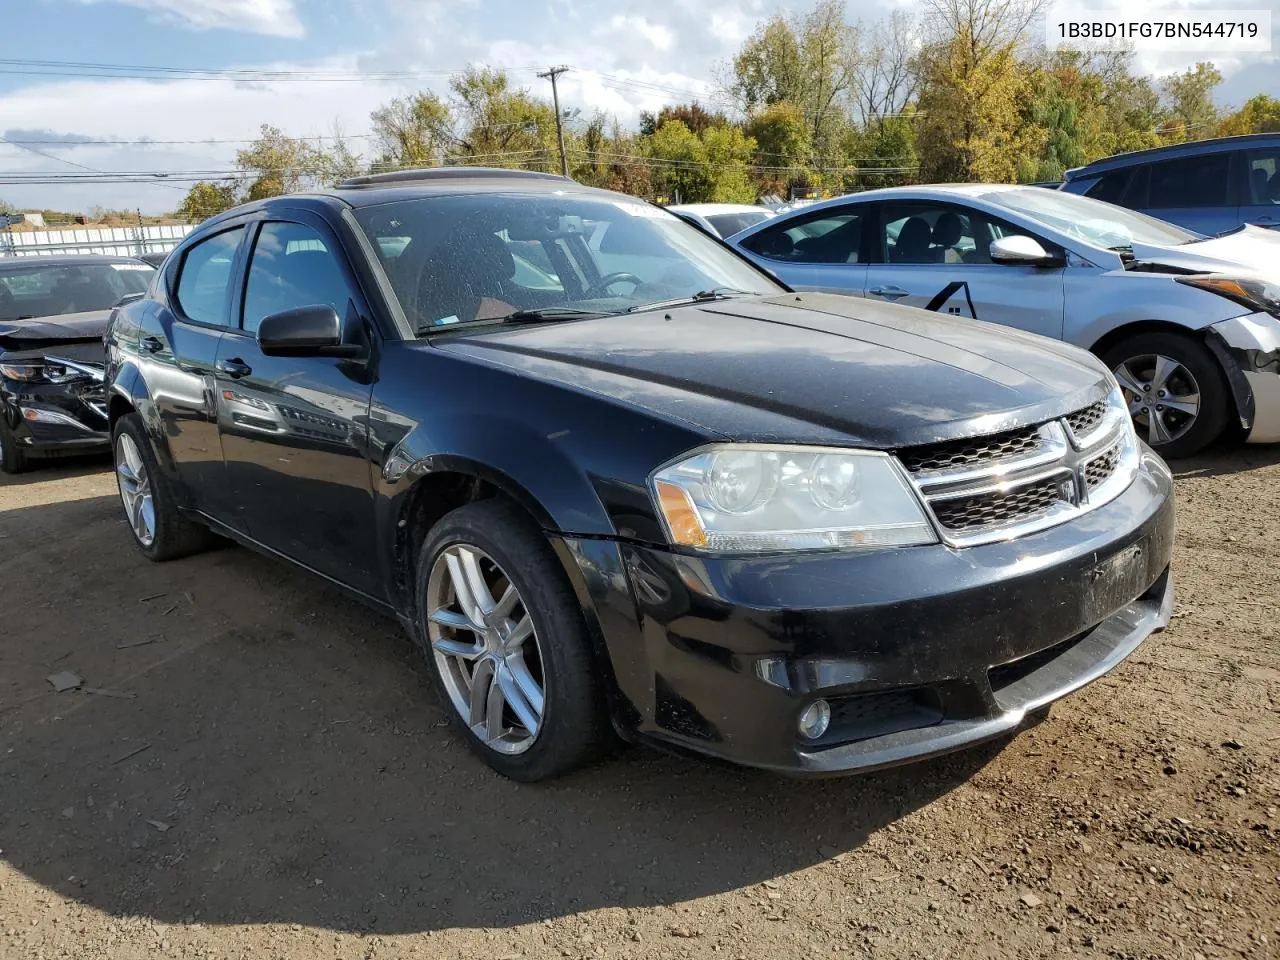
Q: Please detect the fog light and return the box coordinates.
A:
[798,699,831,740]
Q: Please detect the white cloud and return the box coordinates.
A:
[606,14,676,52]
[76,0,304,37]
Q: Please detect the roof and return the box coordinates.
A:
[1064,133,1280,180]
[0,254,153,271]
[340,167,571,188]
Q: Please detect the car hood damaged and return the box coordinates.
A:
[0,311,110,364]
[1127,224,1280,276]
[439,293,1111,448]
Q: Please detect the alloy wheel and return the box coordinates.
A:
[116,432,156,547]
[426,544,546,755]
[1112,353,1201,446]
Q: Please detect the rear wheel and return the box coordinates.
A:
[0,418,28,474]
[113,413,217,561]
[1102,332,1229,458]
[415,499,612,781]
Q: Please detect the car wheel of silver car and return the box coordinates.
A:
[1103,332,1229,458]
[112,413,218,561]
[415,498,612,781]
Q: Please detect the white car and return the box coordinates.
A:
[666,203,775,239]
[729,184,1280,456]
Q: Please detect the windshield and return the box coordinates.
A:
[353,193,782,335]
[0,261,154,321]
[706,211,771,238]
[982,187,1199,250]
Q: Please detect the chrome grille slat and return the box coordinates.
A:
[896,396,1136,548]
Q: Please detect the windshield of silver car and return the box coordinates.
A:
[353,193,783,334]
[982,188,1199,251]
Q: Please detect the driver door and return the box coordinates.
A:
[862,201,1067,340]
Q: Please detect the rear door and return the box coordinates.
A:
[143,224,247,527]
[861,201,1066,339]
[1238,144,1280,230]
[214,215,382,596]
[735,205,869,294]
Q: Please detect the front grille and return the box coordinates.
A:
[930,477,1063,532]
[1064,400,1107,439]
[897,425,1041,474]
[1084,446,1119,490]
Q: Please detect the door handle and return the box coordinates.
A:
[141,336,164,353]
[869,285,910,300]
[217,357,252,380]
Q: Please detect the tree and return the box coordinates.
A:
[914,0,1044,182]
[647,120,714,203]
[449,67,558,168]
[745,101,811,195]
[639,102,727,137]
[236,124,327,199]
[702,125,758,202]
[1159,62,1222,141]
[847,112,918,188]
[1219,94,1280,136]
[370,92,455,169]
[728,0,859,157]
[854,10,919,127]
[178,181,240,222]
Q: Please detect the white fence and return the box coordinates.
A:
[1,224,194,258]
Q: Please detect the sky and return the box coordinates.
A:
[1,0,1278,214]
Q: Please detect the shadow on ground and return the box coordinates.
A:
[0,492,1006,934]
[1170,436,1280,479]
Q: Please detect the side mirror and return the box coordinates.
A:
[990,235,1063,267]
[257,304,362,358]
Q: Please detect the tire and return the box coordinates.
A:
[414,498,612,781]
[0,417,28,474]
[112,413,217,561]
[1102,331,1230,458]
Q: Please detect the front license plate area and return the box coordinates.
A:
[1084,538,1150,624]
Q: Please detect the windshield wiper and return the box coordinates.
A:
[626,288,754,313]
[500,307,611,324]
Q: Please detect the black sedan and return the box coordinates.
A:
[1,255,154,472]
[102,169,1173,781]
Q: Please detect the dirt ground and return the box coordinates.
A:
[0,447,1277,960]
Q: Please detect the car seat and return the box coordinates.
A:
[930,212,966,263]
[415,233,516,330]
[891,217,937,263]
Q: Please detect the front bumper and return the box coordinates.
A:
[560,449,1174,775]
[1,384,110,458]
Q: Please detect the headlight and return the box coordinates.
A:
[1178,276,1280,317]
[0,361,95,384]
[650,444,938,553]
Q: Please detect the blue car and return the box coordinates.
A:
[1060,133,1280,236]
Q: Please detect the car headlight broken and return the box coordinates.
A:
[651,445,938,553]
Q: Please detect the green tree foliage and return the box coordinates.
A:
[639,102,727,137]
[177,181,239,222]
[235,124,328,199]
[647,120,714,203]
[449,67,559,168]
[702,125,758,202]
[370,92,454,169]
[1159,62,1223,142]
[1219,94,1280,136]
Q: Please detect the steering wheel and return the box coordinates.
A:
[583,272,642,299]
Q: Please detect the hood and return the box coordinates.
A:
[1130,224,1280,276]
[436,293,1111,448]
[0,310,110,348]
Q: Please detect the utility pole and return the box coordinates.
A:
[537,65,571,177]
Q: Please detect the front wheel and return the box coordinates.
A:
[415,499,612,781]
[112,413,217,560]
[1102,332,1230,458]
[0,417,28,474]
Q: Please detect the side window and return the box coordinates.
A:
[175,227,244,326]
[1085,169,1132,205]
[242,222,353,334]
[1244,148,1280,204]
[741,209,863,264]
[1148,153,1231,208]
[881,204,986,265]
